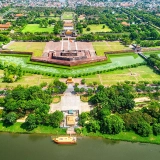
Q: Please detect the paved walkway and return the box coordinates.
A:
[50,84,93,114]
[2,41,15,49]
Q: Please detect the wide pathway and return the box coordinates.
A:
[50,84,93,114]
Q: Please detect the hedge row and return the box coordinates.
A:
[105,50,134,54]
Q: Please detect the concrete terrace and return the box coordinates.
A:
[49,84,93,114]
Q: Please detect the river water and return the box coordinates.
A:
[0,133,160,160]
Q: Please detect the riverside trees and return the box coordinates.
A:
[78,83,160,137]
[1,79,66,130]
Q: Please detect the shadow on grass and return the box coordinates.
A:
[2,121,14,128]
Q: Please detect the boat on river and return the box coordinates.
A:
[52,136,77,144]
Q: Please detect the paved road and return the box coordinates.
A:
[50,84,92,114]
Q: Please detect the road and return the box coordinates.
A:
[50,84,93,114]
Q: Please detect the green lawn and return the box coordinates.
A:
[22,24,54,33]
[0,71,54,88]
[92,41,129,56]
[84,131,160,144]
[7,42,46,57]
[85,65,160,85]
[0,122,66,135]
[62,12,74,20]
[106,41,129,51]
[0,122,160,144]
[83,24,112,34]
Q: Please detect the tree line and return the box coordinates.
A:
[78,83,160,137]
[0,79,67,131]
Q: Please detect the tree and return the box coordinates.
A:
[79,87,85,94]
[44,21,48,28]
[79,112,90,127]
[122,37,131,46]
[136,121,151,137]
[86,88,93,96]
[49,110,63,128]
[52,79,67,94]
[130,31,139,40]
[3,64,24,83]
[81,79,86,85]
[86,27,91,31]
[25,114,37,131]
[153,123,160,136]
[85,120,100,132]
[74,87,80,94]
[39,21,43,28]
[101,115,124,134]
[102,25,105,29]
[4,112,17,124]
[0,34,9,43]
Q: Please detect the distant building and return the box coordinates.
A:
[0,22,11,30]
[15,14,23,18]
[121,21,130,26]
[66,115,75,126]
[63,22,74,30]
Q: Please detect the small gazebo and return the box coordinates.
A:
[66,77,74,83]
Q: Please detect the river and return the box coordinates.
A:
[0,133,160,160]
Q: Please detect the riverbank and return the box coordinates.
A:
[83,131,160,145]
[0,122,66,135]
[0,121,160,144]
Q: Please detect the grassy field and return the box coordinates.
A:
[22,24,54,33]
[84,65,160,85]
[0,122,160,144]
[92,41,129,56]
[62,12,74,20]
[0,122,66,135]
[144,50,160,55]
[1,65,158,88]
[7,42,46,57]
[52,96,61,103]
[83,24,112,34]
[0,71,54,88]
[84,131,160,144]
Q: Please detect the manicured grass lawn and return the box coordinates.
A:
[106,41,129,51]
[92,42,108,56]
[0,71,54,88]
[85,131,160,144]
[83,24,112,34]
[52,96,61,103]
[92,41,129,56]
[62,12,74,20]
[0,65,158,87]
[7,42,46,57]
[85,65,160,85]
[22,24,54,33]
[144,50,160,55]
[0,122,66,135]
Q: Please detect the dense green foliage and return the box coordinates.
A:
[78,82,160,137]
[1,80,66,130]
[90,84,135,113]
[3,64,24,83]
[147,54,160,71]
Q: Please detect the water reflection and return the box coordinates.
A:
[0,133,160,160]
[102,138,120,145]
[27,134,49,142]
[9,133,21,139]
